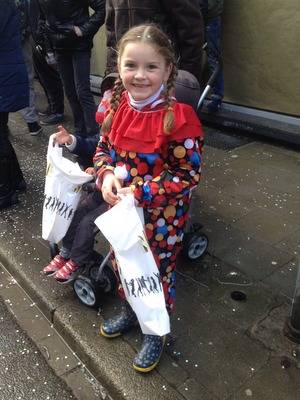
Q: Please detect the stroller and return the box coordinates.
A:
[50,43,222,308]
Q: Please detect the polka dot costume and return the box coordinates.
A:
[94,95,204,315]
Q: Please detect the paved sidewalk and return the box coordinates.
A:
[0,83,300,399]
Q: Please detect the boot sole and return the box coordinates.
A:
[100,326,121,338]
[133,336,166,373]
[100,320,139,339]
[133,358,161,373]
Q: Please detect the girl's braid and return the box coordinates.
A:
[162,63,178,133]
[101,77,124,135]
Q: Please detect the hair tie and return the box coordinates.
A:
[110,109,115,116]
[167,107,174,111]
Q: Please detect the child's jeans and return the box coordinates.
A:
[60,191,108,266]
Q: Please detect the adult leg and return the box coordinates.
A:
[10,145,26,190]
[19,37,42,135]
[33,47,65,115]
[205,19,224,99]
[72,50,99,137]
[56,51,87,137]
[0,113,20,209]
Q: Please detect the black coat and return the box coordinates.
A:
[105,0,204,83]
[38,0,105,51]
[0,0,29,113]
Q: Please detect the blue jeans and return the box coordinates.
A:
[19,38,39,123]
[56,50,98,137]
[205,18,224,100]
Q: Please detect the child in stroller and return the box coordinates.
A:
[41,128,109,284]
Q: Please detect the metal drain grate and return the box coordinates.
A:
[204,127,251,150]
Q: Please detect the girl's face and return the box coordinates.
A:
[118,42,172,101]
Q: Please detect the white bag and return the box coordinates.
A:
[42,134,93,244]
[95,194,170,336]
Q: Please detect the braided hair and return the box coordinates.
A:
[101,24,178,136]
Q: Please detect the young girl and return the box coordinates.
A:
[93,24,204,373]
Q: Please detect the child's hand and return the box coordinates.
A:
[101,171,122,206]
[85,167,94,175]
[117,187,133,196]
[54,125,73,145]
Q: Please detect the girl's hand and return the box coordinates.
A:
[101,171,122,206]
[117,187,133,196]
[54,125,73,145]
[85,167,94,175]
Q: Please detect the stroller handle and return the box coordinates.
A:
[197,43,223,111]
[204,43,223,87]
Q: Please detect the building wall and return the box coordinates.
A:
[91,1,300,117]
[90,25,106,78]
[220,0,299,117]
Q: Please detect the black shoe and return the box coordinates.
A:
[0,192,18,211]
[0,157,20,209]
[16,178,27,191]
[27,122,43,136]
[40,114,65,125]
[203,98,222,113]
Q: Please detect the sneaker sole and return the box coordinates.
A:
[53,275,76,284]
[40,119,65,126]
[30,128,43,136]
[54,267,85,284]
[41,270,58,277]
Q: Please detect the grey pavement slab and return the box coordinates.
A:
[0,265,110,400]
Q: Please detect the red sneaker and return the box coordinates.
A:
[42,255,67,277]
[53,259,84,284]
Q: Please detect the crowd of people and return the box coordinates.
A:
[0,0,224,373]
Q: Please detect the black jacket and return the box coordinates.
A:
[105,0,204,83]
[198,0,224,22]
[38,0,105,51]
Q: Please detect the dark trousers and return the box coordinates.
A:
[62,192,108,265]
[204,18,224,99]
[56,49,98,137]
[0,112,24,196]
[33,46,65,115]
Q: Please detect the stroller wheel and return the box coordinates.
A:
[73,276,102,308]
[89,264,117,294]
[182,232,209,260]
